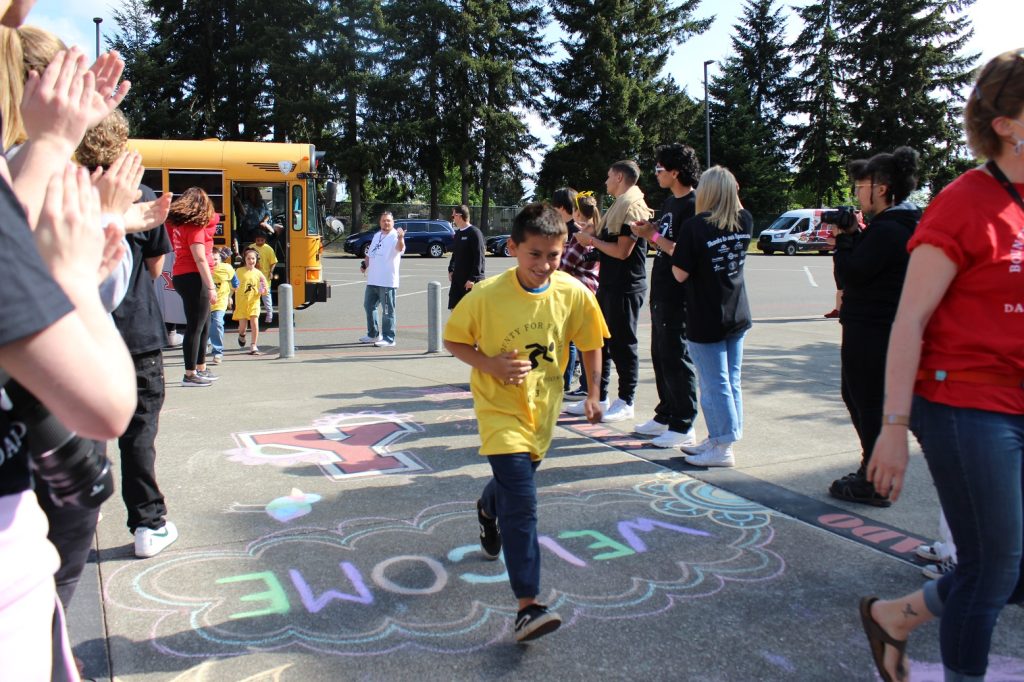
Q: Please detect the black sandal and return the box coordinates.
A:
[859,597,908,682]
[237,333,246,347]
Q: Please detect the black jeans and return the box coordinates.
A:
[840,320,890,469]
[650,299,698,433]
[35,475,100,609]
[173,272,210,371]
[597,288,644,404]
[119,349,168,532]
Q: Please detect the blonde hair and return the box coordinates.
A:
[965,49,1024,160]
[695,166,743,233]
[0,25,65,149]
[75,109,130,170]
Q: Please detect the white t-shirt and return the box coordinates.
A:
[366,229,404,288]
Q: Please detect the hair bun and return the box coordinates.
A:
[893,146,920,175]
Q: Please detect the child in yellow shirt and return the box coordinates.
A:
[251,233,278,324]
[209,248,237,364]
[233,247,269,355]
[443,203,608,642]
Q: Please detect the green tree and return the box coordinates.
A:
[108,0,175,137]
[539,0,711,198]
[791,0,849,206]
[834,0,977,188]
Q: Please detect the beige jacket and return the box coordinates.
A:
[600,184,653,238]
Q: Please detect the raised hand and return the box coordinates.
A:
[92,150,144,215]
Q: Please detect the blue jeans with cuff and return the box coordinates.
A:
[914,396,1024,680]
[364,285,396,343]
[480,454,542,599]
[686,332,745,444]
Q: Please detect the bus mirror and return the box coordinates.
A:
[328,218,344,235]
[277,160,295,174]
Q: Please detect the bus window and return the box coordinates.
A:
[291,185,303,231]
[169,170,224,213]
[141,169,163,195]
[306,181,319,236]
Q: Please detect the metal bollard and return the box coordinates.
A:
[278,284,295,358]
[427,281,442,353]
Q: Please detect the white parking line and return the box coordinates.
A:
[803,266,818,288]
[397,286,449,298]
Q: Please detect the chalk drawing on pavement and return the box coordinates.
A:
[104,474,786,657]
[225,412,428,479]
[224,489,323,523]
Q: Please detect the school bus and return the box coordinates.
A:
[128,138,331,309]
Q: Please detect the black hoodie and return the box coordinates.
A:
[834,202,921,326]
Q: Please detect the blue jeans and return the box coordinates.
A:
[209,310,225,355]
[480,454,542,599]
[914,396,1024,679]
[686,332,744,444]
[562,342,588,392]
[364,285,396,343]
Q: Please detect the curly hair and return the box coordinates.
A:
[167,187,215,227]
[75,109,129,170]
[848,146,920,205]
[656,142,702,188]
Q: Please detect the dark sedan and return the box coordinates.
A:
[343,219,455,258]
[486,234,511,257]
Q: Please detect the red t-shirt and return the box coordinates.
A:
[169,215,219,276]
[909,168,1024,415]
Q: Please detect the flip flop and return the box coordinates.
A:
[859,597,908,682]
[248,349,263,356]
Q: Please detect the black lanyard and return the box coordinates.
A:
[986,160,1024,213]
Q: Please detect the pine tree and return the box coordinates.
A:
[834,0,977,188]
[108,0,174,137]
[539,0,710,198]
[791,0,849,206]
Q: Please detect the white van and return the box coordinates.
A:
[756,208,834,256]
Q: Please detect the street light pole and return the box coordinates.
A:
[703,60,714,169]
[93,17,102,60]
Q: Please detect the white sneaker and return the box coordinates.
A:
[680,438,713,455]
[134,521,178,558]
[634,418,668,436]
[684,443,735,467]
[166,331,183,347]
[602,398,635,423]
[922,557,956,580]
[374,339,396,347]
[359,335,381,344]
[915,542,951,563]
[565,398,609,415]
[651,429,697,448]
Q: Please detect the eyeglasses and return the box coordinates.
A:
[654,166,667,174]
[573,189,598,210]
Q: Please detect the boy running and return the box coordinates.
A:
[444,203,608,642]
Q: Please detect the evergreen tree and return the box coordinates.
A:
[834,0,977,188]
[108,0,174,137]
[707,0,795,219]
[791,0,849,206]
[539,0,710,198]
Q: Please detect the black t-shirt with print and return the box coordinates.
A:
[597,219,648,295]
[112,185,173,355]
[0,179,75,497]
[650,192,696,304]
[671,210,754,343]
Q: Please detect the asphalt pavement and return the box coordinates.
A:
[67,252,1024,681]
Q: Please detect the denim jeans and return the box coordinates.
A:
[364,285,396,343]
[562,342,588,392]
[480,454,542,599]
[209,310,225,355]
[914,396,1024,680]
[686,332,745,444]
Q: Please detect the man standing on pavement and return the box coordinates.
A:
[359,211,405,347]
[447,204,485,310]
[629,143,701,447]
[568,160,652,422]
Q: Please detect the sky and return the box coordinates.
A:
[24,0,1024,184]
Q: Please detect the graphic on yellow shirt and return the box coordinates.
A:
[233,267,268,321]
[212,262,236,312]
[250,243,278,281]
[443,268,608,458]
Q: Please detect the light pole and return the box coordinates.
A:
[703,60,714,169]
[93,17,102,59]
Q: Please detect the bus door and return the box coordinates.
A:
[230,181,289,298]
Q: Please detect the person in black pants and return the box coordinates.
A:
[568,160,652,423]
[447,204,485,310]
[829,147,921,506]
[629,143,700,448]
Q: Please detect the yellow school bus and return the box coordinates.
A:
[128,138,331,309]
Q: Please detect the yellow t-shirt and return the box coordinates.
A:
[444,268,609,459]
[233,267,267,321]
[212,262,235,312]
[250,243,278,281]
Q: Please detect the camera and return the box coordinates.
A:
[1,376,115,508]
[822,206,859,232]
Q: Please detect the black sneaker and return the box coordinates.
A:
[515,604,562,642]
[829,472,891,507]
[477,500,501,560]
[181,373,211,387]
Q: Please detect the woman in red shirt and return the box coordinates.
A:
[168,188,219,387]
[859,49,1024,682]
